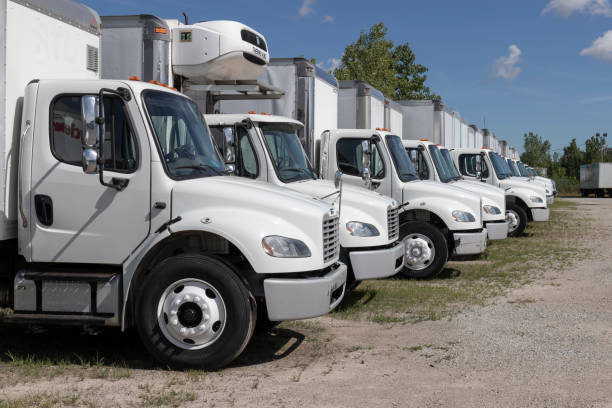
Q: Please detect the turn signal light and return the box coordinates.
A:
[420,138,430,141]
[129,75,141,81]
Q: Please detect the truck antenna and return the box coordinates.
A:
[182,12,189,25]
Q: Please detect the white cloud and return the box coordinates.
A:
[316,58,341,72]
[322,15,335,23]
[493,45,522,80]
[298,0,316,18]
[542,0,612,17]
[581,30,612,61]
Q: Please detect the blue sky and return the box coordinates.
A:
[82,0,612,154]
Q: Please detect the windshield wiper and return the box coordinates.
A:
[174,164,225,175]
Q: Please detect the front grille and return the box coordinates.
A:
[387,207,399,240]
[322,217,339,263]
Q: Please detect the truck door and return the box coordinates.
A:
[457,153,490,184]
[29,84,151,264]
[335,137,392,195]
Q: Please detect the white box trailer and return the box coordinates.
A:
[459,119,470,149]
[467,125,475,148]
[338,80,385,130]
[397,100,435,141]
[580,163,612,197]
[384,97,403,135]
[217,57,338,161]
[0,0,101,241]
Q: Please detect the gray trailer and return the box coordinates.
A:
[384,97,403,135]
[218,57,339,161]
[338,80,385,130]
[580,163,612,197]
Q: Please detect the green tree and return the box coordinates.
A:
[333,23,439,101]
[520,132,551,169]
[584,133,610,164]
[560,138,583,179]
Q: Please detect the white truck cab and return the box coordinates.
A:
[205,114,404,285]
[318,129,487,279]
[451,148,549,236]
[402,139,509,240]
[0,0,347,370]
[509,159,557,201]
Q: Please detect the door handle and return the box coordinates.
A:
[34,195,53,226]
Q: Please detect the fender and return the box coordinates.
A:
[402,195,481,231]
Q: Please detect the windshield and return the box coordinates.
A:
[488,152,511,180]
[385,135,419,182]
[517,161,529,177]
[144,91,226,179]
[260,123,317,183]
[506,158,520,177]
[440,149,462,180]
[428,145,455,183]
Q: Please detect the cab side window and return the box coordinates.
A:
[336,138,384,179]
[237,127,258,178]
[51,95,137,172]
[406,148,429,180]
[458,154,488,178]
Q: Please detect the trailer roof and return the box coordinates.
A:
[338,80,385,101]
[268,58,338,88]
[12,0,101,35]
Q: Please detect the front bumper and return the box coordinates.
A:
[453,229,487,255]
[263,262,347,321]
[531,208,550,222]
[348,242,405,281]
[546,195,554,205]
[485,221,509,240]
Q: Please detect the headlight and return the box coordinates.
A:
[483,205,501,215]
[262,236,311,258]
[346,221,380,237]
[530,196,544,203]
[452,210,476,222]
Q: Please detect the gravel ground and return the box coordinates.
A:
[0,197,610,407]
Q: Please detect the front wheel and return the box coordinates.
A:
[506,204,528,237]
[136,254,254,370]
[399,221,448,279]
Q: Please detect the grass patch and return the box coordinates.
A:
[333,199,591,324]
[0,392,82,408]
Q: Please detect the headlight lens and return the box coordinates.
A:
[346,221,380,237]
[262,236,311,258]
[530,196,544,203]
[483,205,501,215]
[452,210,476,222]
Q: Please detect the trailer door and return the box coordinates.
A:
[29,83,151,264]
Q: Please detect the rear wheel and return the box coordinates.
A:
[136,254,254,370]
[581,189,588,197]
[399,221,448,279]
[596,189,605,198]
[506,203,527,237]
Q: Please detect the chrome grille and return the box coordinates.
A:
[322,216,339,263]
[387,207,400,240]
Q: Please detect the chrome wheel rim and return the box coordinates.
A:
[506,210,520,233]
[157,279,226,350]
[403,233,435,271]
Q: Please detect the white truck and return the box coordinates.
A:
[402,139,508,240]
[450,148,549,236]
[1,0,347,370]
[318,129,487,278]
[580,163,612,197]
[506,158,557,202]
[205,114,404,285]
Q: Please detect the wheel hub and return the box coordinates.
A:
[403,233,435,271]
[157,279,226,350]
[506,210,519,232]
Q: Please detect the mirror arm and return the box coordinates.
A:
[97,88,132,192]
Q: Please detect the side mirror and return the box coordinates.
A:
[361,140,372,183]
[223,127,236,173]
[334,169,343,189]
[81,95,101,174]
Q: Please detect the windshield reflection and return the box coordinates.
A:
[260,123,317,183]
[386,135,419,182]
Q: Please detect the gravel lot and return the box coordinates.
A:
[0,197,610,407]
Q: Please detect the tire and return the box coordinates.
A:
[596,189,605,198]
[136,254,254,370]
[399,221,448,279]
[506,203,528,237]
[581,189,588,197]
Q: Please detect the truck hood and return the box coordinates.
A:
[499,178,547,206]
[452,180,505,220]
[172,176,334,220]
[284,179,398,247]
[403,180,482,227]
[510,177,552,195]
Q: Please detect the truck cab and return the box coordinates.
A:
[205,114,404,286]
[318,129,487,279]
[450,148,549,236]
[506,158,556,203]
[402,139,509,240]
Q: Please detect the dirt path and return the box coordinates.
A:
[1,198,611,407]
